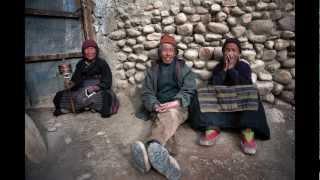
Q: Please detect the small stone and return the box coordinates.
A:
[124,62,136,70]
[205,33,223,41]
[256,1,268,11]
[241,50,256,62]
[148,49,159,60]
[192,0,201,6]
[231,7,245,16]
[126,38,136,46]
[262,50,277,61]
[251,73,257,84]
[126,69,136,78]
[206,61,219,70]
[265,108,285,123]
[151,16,162,23]
[193,60,206,69]
[126,28,141,37]
[161,10,170,17]
[127,54,138,62]
[184,49,198,60]
[54,122,62,128]
[202,0,213,8]
[241,13,252,25]
[272,82,284,95]
[188,43,200,49]
[177,23,193,36]
[136,36,146,43]
[280,91,294,104]
[194,34,205,44]
[170,5,180,15]
[117,70,126,80]
[281,58,295,68]
[153,1,163,9]
[284,80,295,90]
[273,69,292,85]
[261,93,275,104]
[177,43,188,50]
[241,41,253,50]
[258,71,272,81]
[175,13,188,24]
[249,20,274,35]
[109,30,127,40]
[116,40,126,47]
[144,41,160,50]
[137,54,148,63]
[194,22,207,34]
[118,52,128,62]
[264,40,274,49]
[135,63,146,71]
[242,6,254,13]
[290,68,295,78]
[143,25,155,34]
[196,6,209,14]
[278,15,295,31]
[182,6,196,14]
[285,3,294,11]
[162,16,174,25]
[97,131,106,136]
[135,72,145,83]
[265,60,281,73]
[252,12,262,19]
[213,47,223,59]
[192,69,213,80]
[256,81,274,96]
[185,61,194,68]
[153,24,162,32]
[200,14,212,24]
[227,16,237,26]
[231,25,246,37]
[199,47,214,60]
[132,44,144,54]
[246,30,267,43]
[76,173,92,180]
[274,39,290,50]
[207,22,229,34]
[210,41,221,47]
[146,33,162,41]
[190,14,201,22]
[281,31,295,39]
[65,136,72,144]
[250,59,265,73]
[163,26,176,34]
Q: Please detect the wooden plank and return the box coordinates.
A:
[25,8,81,19]
[25,52,82,63]
[80,0,96,40]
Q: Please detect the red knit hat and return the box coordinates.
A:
[82,39,98,51]
[160,34,176,46]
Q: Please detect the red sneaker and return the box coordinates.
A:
[199,129,220,146]
[240,134,257,155]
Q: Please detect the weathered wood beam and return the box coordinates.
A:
[80,0,96,40]
[25,8,81,19]
[25,52,82,63]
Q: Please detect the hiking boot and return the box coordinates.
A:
[131,141,151,173]
[147,142,181,180]
[199,129,220,146]
[240,129,257,155]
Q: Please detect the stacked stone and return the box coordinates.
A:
[108,0,295,105]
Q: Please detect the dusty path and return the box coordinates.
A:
[26,94,295,180]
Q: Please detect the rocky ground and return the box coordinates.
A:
[26,93,295,180]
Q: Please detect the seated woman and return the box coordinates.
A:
[197,38,270,155]
[53,39,115,118]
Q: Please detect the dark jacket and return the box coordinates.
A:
[142,58,197,112]
[211,58,252,86]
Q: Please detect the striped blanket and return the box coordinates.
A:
[198,85,259,112]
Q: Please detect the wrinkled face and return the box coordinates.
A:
[84,47,97,61]
[223,43,240,63]
[160,43,176,64]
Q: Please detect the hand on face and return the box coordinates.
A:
[223,43,240,71]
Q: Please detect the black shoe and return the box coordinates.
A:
[53,109,63,116]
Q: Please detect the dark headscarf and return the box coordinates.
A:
[222,38,242,54]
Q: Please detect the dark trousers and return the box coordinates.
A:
[187,92,270,140]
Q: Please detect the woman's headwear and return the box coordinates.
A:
[82,39,99,55]
[222,38,242,53]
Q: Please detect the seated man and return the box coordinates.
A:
[197,38,270,155]
[53,39,116,118]
[131,34,196,180]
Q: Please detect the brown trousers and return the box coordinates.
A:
[148,107,188,146]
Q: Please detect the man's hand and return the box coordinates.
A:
[155,100,181,113]
[224,53,238,71]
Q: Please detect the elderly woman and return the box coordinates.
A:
[53,39,115,118]
[196,38,270,155]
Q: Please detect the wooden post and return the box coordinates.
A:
[80,0,96,41]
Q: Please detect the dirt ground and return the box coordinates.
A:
[25,93,295,180]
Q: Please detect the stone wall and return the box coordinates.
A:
[96,0,295,106]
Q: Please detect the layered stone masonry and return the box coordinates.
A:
[107,0,295,105]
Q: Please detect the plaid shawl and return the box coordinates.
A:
[198,85,259,112]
